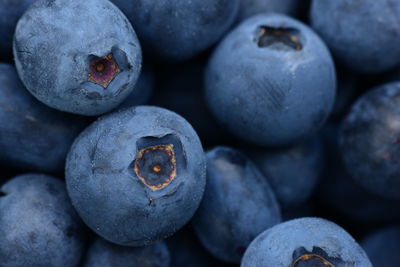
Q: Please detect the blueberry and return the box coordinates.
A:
[238,0,300,22]
[310,0,400,74]
[13,0,142,115]
[361,226,400,267]
[247,137,323,208]
[0,63,85,172]
[241,217,372,267]
[110,0,239,62]
[66,106,206,246]
[339,81,400,199]
[83,238,170,267]
[0,0,37,61]
[205,14,336,146]
[192,146,281,263]
[319,123,400,224]
[0,174,86,266]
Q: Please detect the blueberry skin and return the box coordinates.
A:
[84,238,170,267]
[0,174,86,267]
[361,226,400,267]
[238,0,299,22]
[66,106,206,246]
[0,63,85,172]
[248,137,323,208]
[13,0,142,115]
[339,82,400,199]
[241,217,372,267]
[310,0,400,74]
[192,146,281,263]
[205,14,336,146]
[110,0,239,62]
[0,0,36,60]
[320,123,400,224]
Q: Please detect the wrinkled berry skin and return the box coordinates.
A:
[66,106,206,246]
[205,14,336,146]
[13,0,142,115]
[84,238,170,267]
[0,174,86,267]
[0,0,36,60]
[110,0,239,62]
[248,137,323,208]
[0,63,84,172]
[310,0,400,74]
[361,226,400,267]
[238,0,299,22]
[192,146,281,263]
[339,82,400,199]
[241,218,372,267]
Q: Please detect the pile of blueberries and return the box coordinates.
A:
[1,0,400,266]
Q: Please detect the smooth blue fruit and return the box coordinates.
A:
[84,238,170,267]
[0,63,85,172]
[247,137,323,208]
[361,226,400,267]
[241,217,372,267]
[238,0,300,22]
[192,146,281,263]
[66,106,206,246]
[205,13,336,146]
[13,0,142,115]
[319,123,400,224]
[0,174,86,267]
[339,81,400,199]
[110,0,239,62]
[310,0,400,74]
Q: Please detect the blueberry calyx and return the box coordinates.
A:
[88,54,121,88]
[133,144,177,191]
[255,26,302,51]
[291,246,346,267]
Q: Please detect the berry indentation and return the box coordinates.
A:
[291,247,345,267]
[88,54,120,88]
[134,144,177,191]
[256,26,302,51]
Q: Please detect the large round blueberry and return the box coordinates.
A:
[0,0,36,61]
[238,0,300,22]
[248,137,323,208]
[0,174,86,267]
[361,226,400,267]
[83,238,170,267]
[241,218,372,267]
[13,0,142,115]
[66,106,206,246]
[339,82,400,199]
[110,0,239,62]
[192,146,281,263]
[0,63,85,172]
[310,0,400,74]
[205,14,336,146]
